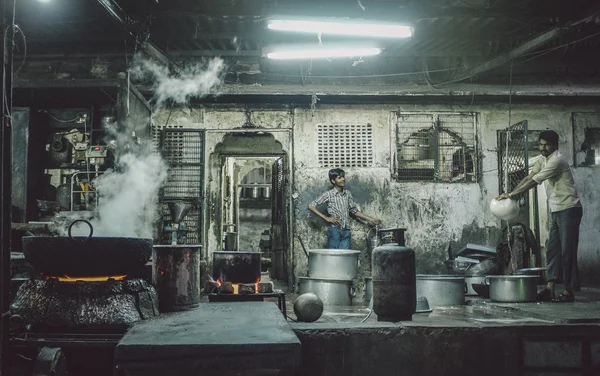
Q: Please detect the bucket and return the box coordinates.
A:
[153,245,202,312]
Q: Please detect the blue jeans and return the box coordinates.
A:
[546,206,583,292]
[327,227,351,249]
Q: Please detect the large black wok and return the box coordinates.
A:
[22,220,152,277]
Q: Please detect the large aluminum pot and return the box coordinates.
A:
[22,220,152,277]
[212,251,261,283]
[308,249,360,280]
[485,275,538,303]
[416,275,466,308]
[298,277,354,306]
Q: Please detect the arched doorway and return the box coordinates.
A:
[210,132,290,282]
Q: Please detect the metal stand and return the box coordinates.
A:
[208,290,287,318]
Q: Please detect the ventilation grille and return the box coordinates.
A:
[317,124,373,168]
[396,113,477,182]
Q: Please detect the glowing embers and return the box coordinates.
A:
[208,276,273,295]
[45,274,128,282]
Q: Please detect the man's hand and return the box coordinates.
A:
[370,218,382,226]
[495,193,512,201]
[325,216,341,225]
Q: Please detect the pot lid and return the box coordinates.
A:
[309,249,360,255]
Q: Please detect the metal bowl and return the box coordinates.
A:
[443,260,474,274]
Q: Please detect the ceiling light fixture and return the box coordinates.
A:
[267,19,413,38]
[263,45,382,60]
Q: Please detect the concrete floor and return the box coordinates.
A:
[280,279,600,326]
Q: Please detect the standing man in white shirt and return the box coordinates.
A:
[496,130,583,302]
[309,168,381,249]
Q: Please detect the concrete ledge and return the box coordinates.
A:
[290,323,600,376]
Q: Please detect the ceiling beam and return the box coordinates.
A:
[443,6,600,84]
[96,0,184,75]
[131,0,587,21]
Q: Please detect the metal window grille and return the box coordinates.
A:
[583,128,600,165]
[395,112,477,182]
[160,128,205,244]
[317,124,373,168]
[497,121,529,194]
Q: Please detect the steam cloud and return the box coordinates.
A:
[130,54,226,108]
[61,55,226,238]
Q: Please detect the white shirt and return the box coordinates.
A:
[531,150,581,212]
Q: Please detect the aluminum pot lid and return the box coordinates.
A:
[298,276,354,283]
[309,249,361,255]
[486,275,539,279]
[416,274,465,280]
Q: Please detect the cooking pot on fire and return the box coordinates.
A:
[22,219,152,278]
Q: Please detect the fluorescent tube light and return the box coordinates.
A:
[263,45,382,60]
[267,19,413,38]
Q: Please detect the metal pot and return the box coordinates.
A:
[444,259,475,274]
[485,275,538,303]
[22,220,152,277]
[262,186,272,199]
[308,249,360,280]
[515,267,547,285]
[298,277,354,306]
[416,275,465,308]
[212,251,261,283]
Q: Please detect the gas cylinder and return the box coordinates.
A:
[371,228,416,321]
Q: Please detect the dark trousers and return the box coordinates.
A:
[546,206,583,292]
[327,227,351,249]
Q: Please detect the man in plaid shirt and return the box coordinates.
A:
[309,168,381,249]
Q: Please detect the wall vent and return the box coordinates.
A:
[317,124,373,168]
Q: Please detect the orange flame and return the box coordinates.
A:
[47,275,127,282]
[209,277,262,294]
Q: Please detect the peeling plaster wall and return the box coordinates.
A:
[154,102,600,291]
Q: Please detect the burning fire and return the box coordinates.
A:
[208,276,261,294]
[46,275,128,282]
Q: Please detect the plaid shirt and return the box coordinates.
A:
[310,188,358,230]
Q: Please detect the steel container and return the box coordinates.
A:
[153,245,202,312]
[416,275,466,308]
[212,251,262,283]
[485,275,538,303]
[298,277,354,306]
[307,249,361,280]
[515,267,547,285]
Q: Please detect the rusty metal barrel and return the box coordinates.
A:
[153,245,202,312]
[372,228,416,322]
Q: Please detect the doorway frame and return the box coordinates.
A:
[205,128,294,287]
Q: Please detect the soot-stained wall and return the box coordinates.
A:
[154,102,600,293]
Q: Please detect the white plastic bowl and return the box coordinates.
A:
[490,198,519,220]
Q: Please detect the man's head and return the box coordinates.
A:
[328,168,346,188]
[539,130,559,157]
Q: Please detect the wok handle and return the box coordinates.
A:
[68,219,94,242]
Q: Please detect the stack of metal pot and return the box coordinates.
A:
[298,249,360,306]
[371,228,416,322]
